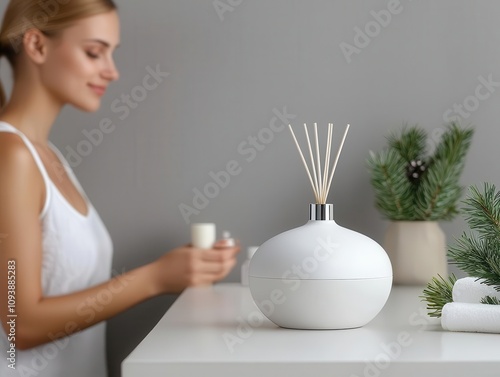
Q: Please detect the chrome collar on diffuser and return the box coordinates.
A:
[309,203,334,220]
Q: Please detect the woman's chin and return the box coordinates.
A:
[72,100,102,113]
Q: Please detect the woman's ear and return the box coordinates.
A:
[22,29,49,64]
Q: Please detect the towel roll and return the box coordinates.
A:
[441,302,500,333]
[452,277,500,303]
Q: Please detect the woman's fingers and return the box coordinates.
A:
[196,258,237,282]
[213,238,240,249]
[200,246,240,262]
[190,248,237,279]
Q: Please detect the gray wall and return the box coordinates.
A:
[2,0,500,376]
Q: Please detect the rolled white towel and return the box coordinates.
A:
[441,302,500,333]
[452,277,500,303]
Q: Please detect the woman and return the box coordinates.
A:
[0,1,240,376]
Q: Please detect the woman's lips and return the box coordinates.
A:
[89,84,106,96]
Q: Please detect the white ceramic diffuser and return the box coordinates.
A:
[248,123,392,329]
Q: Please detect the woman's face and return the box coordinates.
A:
[40,11,120,112]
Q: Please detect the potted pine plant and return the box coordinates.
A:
[367,122,474,285]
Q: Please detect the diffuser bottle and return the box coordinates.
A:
[248,122,392,330]
[248,204,392,329]
[241,246,259,286]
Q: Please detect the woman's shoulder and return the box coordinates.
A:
[0,132,45,215]
[0,133,45,192]
[0,132,38,167]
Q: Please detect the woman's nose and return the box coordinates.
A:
[103,59,120,81]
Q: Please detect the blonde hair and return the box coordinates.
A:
[0,0,117,108]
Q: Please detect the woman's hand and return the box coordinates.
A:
[151,241,240,294]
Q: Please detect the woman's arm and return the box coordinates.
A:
[0,136,238,350]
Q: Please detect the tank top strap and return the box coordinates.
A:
[0,122,52,217]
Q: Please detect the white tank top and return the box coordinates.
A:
[0,122,113,377]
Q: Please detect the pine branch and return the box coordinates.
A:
[387,124,427,162]
[416,123,473,220]
[422,182,500,317]
[368,122,473,221]
[450,184,500,290]
[415,159,462,220]
[481,296,500,305]
[388,125,428,206]
[421,274,457,318]
[367,149,415,220]
[462,183,500,241]
[448,234,500,289]
[430,122,474,168]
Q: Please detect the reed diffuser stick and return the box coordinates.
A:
[288,122,350,204]
[321,123,333,203]
[325,124,350,198]
[314,123,322,199]
[304,124,319,198]
[288,124,319,202]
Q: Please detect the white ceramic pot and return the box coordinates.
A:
[249,204,393,330]
[384,221,447,285]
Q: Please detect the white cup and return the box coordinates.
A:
[191,223,216,249]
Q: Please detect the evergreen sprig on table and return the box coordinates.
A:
[421,184,500,317]
[449,183,500,289]
[367,122,474,221]
[421,274,457,318]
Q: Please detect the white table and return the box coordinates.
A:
[122,283,500,377]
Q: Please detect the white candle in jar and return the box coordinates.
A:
[191,223,216,249]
